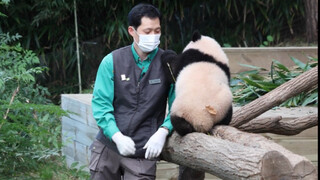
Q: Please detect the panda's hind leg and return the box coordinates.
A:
[171,115,195,136]
[217,105,233,126]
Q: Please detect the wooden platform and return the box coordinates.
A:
[61,94,317,180]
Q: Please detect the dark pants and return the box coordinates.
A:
[89,140,157,180]
[178,166,205,180]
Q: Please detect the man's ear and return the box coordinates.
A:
[128,26,136,37]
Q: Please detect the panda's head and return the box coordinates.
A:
[183,31,229,65]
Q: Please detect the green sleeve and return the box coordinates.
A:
[161,83,175,134]
[91,54,120,139]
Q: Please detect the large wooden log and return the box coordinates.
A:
[230,66,318,127]
[212,126,318,179]
[162,130,292,180]
[162,126,317,179]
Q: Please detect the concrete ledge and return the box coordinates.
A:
[223,47,318,74]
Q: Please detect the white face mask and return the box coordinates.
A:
[134,29,161,53]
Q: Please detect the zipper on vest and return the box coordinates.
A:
[136,67,144,94]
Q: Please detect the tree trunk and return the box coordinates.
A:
[304,0,318,43]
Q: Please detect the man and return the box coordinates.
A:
[89,3,175,180]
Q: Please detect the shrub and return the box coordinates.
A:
[0,33,68,177]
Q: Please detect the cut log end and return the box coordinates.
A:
[292,160,318,179]
[261,151,293,180]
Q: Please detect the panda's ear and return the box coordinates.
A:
[192,31,202,42]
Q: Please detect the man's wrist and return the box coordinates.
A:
[160,126,169,134]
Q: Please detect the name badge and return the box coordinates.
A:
[121,74,130,81]
[149,79,161,85]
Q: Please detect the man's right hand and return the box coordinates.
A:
[111,132,136,156]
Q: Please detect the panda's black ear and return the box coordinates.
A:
[192,31,202,42]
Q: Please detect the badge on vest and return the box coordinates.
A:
[121,74,130,81]
[149,78,161,85]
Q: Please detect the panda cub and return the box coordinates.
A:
[162,31,233,136]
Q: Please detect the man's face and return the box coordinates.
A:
[129,17,161,42]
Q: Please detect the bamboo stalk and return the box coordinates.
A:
[74,0,82,93]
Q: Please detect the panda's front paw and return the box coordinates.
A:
[161,50,177,63]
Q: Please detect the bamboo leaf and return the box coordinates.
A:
[248,73,265,81]
[301,92,318,106]
[241,77,260,88]
[290,56,306,70]
[239,63,267,71]
[272,59,290,72]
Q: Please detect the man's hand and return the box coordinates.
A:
[143,127,169,159]
[112,132,136,156]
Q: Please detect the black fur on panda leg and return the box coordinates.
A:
[217,105,233,126]
[171,115,196,136]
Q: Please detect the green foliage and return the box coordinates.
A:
[0,0,306,100]
[0,32,90,178]
[231,57,318,107]
[0,102,67,176]
[259,35,274,47]
[0,33,50,104]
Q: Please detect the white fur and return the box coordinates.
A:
[183,35,229,65]
[171,35,232,133]
[171,62,232,132]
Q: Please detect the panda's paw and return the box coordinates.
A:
[161,50,177,62]
[171,115,195,136]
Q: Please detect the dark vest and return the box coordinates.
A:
[96,46,170,158]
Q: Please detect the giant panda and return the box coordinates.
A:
[161,31,233,136]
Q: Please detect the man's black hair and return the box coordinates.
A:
[128,3,162,29]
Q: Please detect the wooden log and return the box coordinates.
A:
[162,129,300,180]
[238,114,318,135]
[238,116,283,132]
[212,126,318,179]
[230,66,318,127]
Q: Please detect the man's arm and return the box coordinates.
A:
[91,54,120,139]
[92,54,136,156]
[160,83,175,134]
[144,83,176,159]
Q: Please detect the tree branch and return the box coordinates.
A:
[238,114,318,135]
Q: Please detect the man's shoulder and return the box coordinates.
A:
[112,45,131,54]
[157,47,164,53]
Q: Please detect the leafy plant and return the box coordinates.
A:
[231,56,318,107]
[0,102,67,175]
[0,33,50,104]
[259,35,274,47]
[0,32,72,178]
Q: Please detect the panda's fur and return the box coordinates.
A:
[161,31,233,136]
